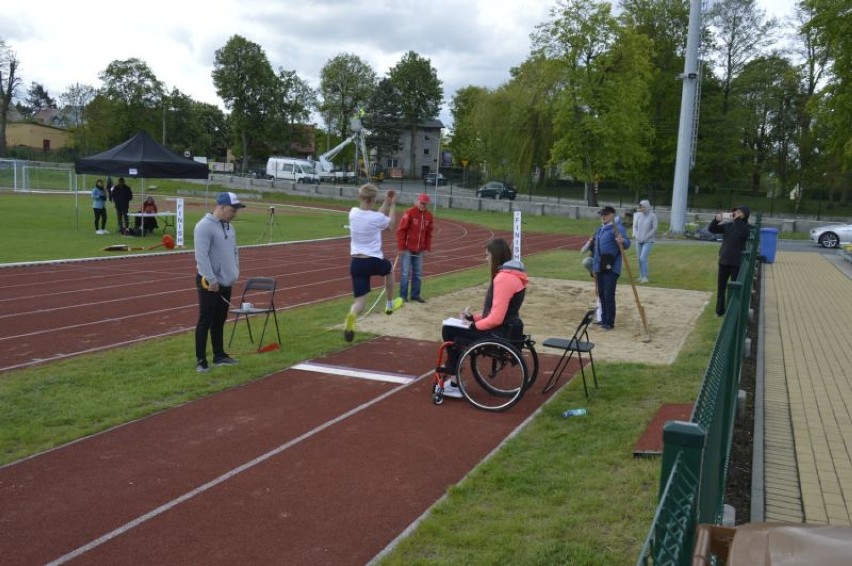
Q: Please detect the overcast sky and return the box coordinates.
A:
[2,0,797,129]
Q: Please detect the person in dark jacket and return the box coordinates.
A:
[592,206,630,330]
[708,205,751,316]
[111,177,133,235]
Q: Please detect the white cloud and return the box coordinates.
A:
[3,0,796,128]
[2,0,550,126]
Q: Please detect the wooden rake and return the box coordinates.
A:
[617,238,652,342]
[103,234,175,252]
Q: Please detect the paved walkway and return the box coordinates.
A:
[757,250,852,525]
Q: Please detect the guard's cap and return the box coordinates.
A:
[216,192,246,209]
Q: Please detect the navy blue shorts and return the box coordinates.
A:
[350,256,392,298]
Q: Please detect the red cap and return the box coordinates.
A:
[418,193,430,204]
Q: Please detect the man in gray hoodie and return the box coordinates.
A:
[193,192,246,372]
[632,199,658,283]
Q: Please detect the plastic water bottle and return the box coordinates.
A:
[562,408,587,418]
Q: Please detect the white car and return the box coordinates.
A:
[810,223,852,248]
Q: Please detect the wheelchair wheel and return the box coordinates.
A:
[521,337,540,389]
[457,340,527,411]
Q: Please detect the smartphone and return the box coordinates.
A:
[721,212,733,221]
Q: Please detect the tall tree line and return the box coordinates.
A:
[448,0,850,207]
[2,1,848,204]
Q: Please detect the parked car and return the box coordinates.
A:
[810,222,852,248]
[691,222,723,242]
[476,181,516,200]
[423,173,447,186]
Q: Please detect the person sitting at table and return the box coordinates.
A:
[134,196,159,235]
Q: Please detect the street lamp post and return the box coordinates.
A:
[433,132,441,211]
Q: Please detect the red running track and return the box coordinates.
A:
[0,336,583,564]
[0,217,579,373]
[0,216,587,564]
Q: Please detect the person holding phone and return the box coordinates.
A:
[708,205,751,316]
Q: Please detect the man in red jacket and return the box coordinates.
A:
[396,193,434,302]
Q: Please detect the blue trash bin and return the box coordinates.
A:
[760,227,779,263]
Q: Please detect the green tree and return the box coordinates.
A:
[0,40,22,157]
[212,35,277,171]
[620,0,690,200]
[190,100,230,161]
[805,0,852,170]
[786,1,831,210]
[59,83,95,128]
[448,86,490,177]
[363,78,404,166]
[708,0,778,113]
[533,0,653,206]
[15,82,56,118]
[732,55,800,192]
[267,68,318,156]
[693,69,750,194]
[59,82,96,152]
[387,51,443,179]
[503,56,560,194]
[467,56,560,195]
[319,54,376,141]
[159,88,227,159]
[95,58,165,143]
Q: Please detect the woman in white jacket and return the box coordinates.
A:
[632,199,658,283]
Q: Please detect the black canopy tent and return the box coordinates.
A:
[75,130,209,179]
[74,131,210,232]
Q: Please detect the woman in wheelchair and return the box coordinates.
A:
[439,237,528,399]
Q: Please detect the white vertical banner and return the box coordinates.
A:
[513,210,522,262]
[176,198,185,247]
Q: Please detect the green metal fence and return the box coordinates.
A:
[636,218,761,565]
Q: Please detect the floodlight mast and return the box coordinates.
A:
[670,0,703,235]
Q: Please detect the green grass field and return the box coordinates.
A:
[0,189,722,564]
[0,190,349,263]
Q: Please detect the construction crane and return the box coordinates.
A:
[313,115,382,183]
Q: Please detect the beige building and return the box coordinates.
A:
[381,119,445,179]
[6,122,72,152]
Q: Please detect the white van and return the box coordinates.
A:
[265,157,320,184]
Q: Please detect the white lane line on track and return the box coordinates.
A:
[290,362,416,384]
[45,369,431,566]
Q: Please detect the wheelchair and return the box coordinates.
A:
[431,332,539,412]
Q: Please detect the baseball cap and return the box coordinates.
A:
[216,191,246,209]
[598,205,616,216]
[417,193,430,204]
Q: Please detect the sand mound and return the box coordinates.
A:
[356,277,710,365]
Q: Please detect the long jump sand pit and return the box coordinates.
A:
[358,277,711,365]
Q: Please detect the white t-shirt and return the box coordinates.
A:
[349,207,389,258]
